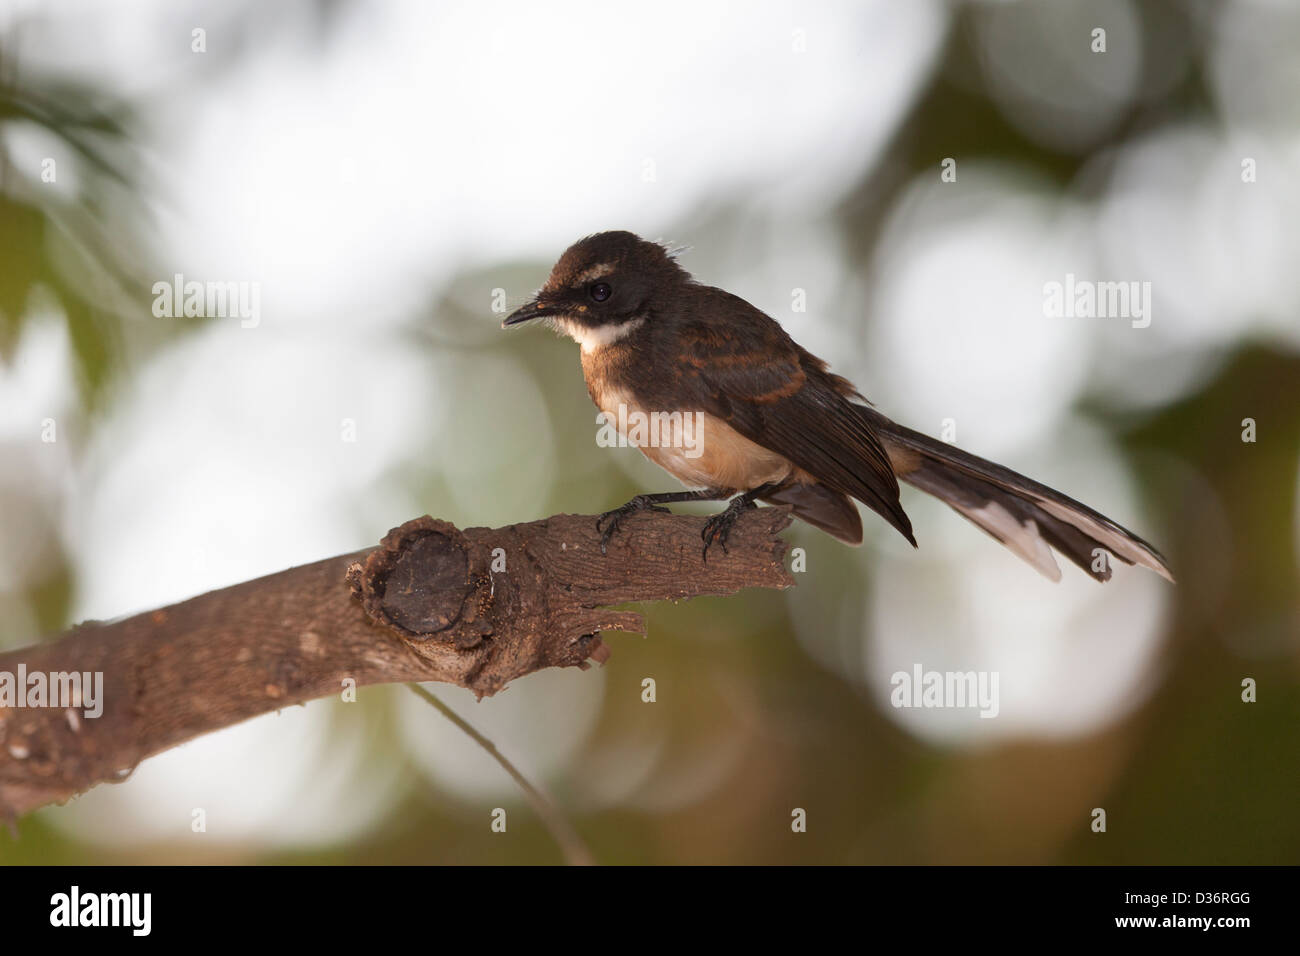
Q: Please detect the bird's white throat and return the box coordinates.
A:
[553,315,647,353]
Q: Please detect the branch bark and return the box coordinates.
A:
[0,509,794,819]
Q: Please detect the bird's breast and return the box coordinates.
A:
[585,369,795,492]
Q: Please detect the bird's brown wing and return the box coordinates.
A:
[671,291,915,545]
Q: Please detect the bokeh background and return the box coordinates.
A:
[1,0,1297,864]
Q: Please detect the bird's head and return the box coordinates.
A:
[502,231,686,349]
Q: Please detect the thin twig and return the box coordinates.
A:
[406,683,596,866]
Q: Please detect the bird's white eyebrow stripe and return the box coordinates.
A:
[573,262,615,285]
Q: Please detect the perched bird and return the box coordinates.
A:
[503,231,1173,583]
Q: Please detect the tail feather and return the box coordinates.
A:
[858,409,1174,584]
[761,483,863,545]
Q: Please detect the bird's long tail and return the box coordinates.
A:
[858,408,1173,583]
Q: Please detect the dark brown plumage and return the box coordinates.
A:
[503,231,1173,582]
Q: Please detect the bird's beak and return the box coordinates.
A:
[502,299,556,328]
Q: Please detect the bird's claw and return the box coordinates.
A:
[597,497,671,554]
[700,497,756,561]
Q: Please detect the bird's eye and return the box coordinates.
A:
[589,282,612,302]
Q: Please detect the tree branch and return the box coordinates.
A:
[0,509,794,819]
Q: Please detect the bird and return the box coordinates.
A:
[502,230,1173,583]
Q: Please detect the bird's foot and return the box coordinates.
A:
[701,495,758,560]
[597,496,672,554]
